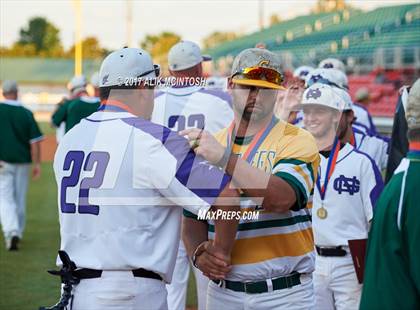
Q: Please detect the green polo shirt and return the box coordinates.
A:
[360,149,420,310]
[52,96,100,133]
[0,100,43,163]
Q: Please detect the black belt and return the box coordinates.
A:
[74,268,162,281]
[316,246,347,257]
[212,272,301,294]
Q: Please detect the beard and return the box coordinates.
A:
[242,105,268,122]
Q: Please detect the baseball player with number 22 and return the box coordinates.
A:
[43,47,241,310]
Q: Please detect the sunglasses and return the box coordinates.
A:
[233,66,283,86]
[306,75,345,89]
[138,64,161,79]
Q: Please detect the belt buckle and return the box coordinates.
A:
[244,282,251,294]
[217,279,225,288]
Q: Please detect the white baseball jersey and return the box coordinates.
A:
[53,108,229,283]
[152,85,233,133]
[352,103,376,135]
[353,127,389,171]
[313,143,383,246]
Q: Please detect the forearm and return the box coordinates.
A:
[275,104,293,122]
[182,217,208,258]
[31,142,41,164]
[211,184,240,256]
[225,155,296,212]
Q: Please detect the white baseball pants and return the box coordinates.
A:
[166,240,210,310]
[206,273,314,310]
[313,254,362,310]
[70,271,167,310]
[0,162,30,239]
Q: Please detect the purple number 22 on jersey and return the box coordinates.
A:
[61,150,110,215]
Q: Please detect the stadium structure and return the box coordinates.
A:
[0,3,419,126]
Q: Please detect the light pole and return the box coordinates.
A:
[72,0,83,76]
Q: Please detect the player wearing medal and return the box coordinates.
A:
[48,47,240,309]
[304,71,389,172]
[301,83,384,310]
[181,48,320,309]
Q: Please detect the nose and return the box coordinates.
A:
[248,87,259,101]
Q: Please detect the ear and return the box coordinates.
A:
[348,110,355,124]
[197,63,203,76]
[227,77,234,89]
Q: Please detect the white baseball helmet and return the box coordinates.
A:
[293,66,314,80]
[67,75,87,95]
[333,87,353,110]
[306,68,348,90]
[318,58,346,72]
[301,83,349,111]
[99,47,160,87]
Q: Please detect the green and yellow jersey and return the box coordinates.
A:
[185,117,320,281]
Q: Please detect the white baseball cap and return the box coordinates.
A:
[306,68,348,90]
[67,75,87,95]
[2,80,18,93]
[168,41,212,71]
[301,83,349,111]
[318,58,346,72]
[293,66,314,80]
[333,87,353,110]
[99,47,159,87]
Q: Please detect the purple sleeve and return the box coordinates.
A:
[355,149,384,209]
[123,117,230,205]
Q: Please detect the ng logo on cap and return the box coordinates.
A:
[306,88,322,100]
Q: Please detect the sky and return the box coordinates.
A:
[0,0,417,50]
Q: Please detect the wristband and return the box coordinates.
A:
[191,242,206,268]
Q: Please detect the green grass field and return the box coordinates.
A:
[38,122,56,136]
[0,162,198,309]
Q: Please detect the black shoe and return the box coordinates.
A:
[9,236,19,251]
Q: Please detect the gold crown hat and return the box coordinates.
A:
[406,78,420,130]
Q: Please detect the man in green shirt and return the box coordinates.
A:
[0,80,43,250]
[52,75,100,133]
[360,78,420,310]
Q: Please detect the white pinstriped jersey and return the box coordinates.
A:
[353,128,389,170]
[152,86,233,133]
[313,143,384,246]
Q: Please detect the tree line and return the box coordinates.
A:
[0,16,242,60]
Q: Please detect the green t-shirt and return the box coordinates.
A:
[52,96,100,133]
[360,150,420,310]
[0,100,43,163]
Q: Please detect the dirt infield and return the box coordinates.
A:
[41,135,57,162]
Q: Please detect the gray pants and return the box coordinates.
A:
[0,161,30,239]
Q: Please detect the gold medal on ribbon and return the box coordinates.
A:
[317,206,328,219]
